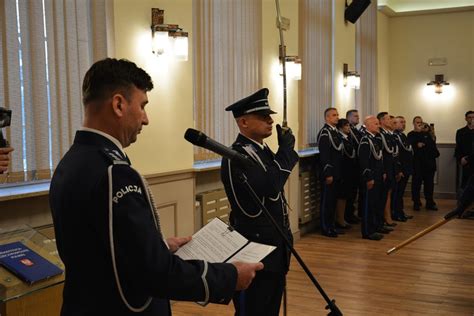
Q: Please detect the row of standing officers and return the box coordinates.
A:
[317,108,439,240]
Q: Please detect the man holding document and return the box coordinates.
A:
[221,88,299,316]
[50,58,262,316]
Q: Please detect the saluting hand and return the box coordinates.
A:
[232,261,264,291]
[0,147,14,173]
[276,124,295,149]
[166,236,192,253]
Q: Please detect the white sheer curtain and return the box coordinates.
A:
[299,0,333,148]
[193,0,262,161]
[0,0,112,183]
[355,0,378,118]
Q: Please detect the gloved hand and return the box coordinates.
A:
[276,124,295,149]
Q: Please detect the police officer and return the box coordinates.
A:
[317,108,344,237]
[336,118,357,229]
[393,116,414,221]
[358,116,385,241]
[49,58,262,316]
[455,110,474,189]
[345,109,363,223]
[220,88,299,316]
[377,112,400,230]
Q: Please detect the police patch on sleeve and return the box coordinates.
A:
[113,185,143,204]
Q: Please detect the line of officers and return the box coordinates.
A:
[316,108,439,240]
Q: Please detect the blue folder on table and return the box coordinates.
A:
[0,241,63,284]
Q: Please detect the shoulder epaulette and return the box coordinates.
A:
[101,147,129,165]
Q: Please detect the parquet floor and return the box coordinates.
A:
[173,199,474,315]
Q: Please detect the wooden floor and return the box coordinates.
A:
[172,199,474,316]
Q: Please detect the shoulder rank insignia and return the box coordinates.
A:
[101,147,129,165]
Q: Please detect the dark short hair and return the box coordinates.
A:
[346,109,358,118]
[337,118,349,129]
[413,116,422,123]
[377,112,388,121]
[465,111,474,117]
[324,107,337,117]
[82,58,153,105]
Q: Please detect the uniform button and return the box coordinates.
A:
[255,233,260,238]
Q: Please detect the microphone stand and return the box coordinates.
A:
[237,172,343,316]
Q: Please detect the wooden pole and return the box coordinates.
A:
[386,218,451,255]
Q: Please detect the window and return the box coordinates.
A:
[0,0,111,184]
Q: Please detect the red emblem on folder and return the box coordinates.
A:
[20,258,34,267]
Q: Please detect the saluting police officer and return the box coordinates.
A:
[220,88,299,316]
[358,116,385,241]
[393,116,414,221]
[317,108,344,237]
[377,112,401,230]
[50,58,262,316]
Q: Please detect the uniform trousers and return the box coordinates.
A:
[233,271,286,316]
[360,179,382,238]
[412,169,435,205]
[393,175,410,218]
[320,180,341,234]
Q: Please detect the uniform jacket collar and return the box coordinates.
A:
[237,133,266,151]
[74,130,128,161]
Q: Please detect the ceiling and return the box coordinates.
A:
[378,0,474,16]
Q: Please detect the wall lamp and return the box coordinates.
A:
[280,56,302,81]
[427,74,449,94]
[343,63,360,89]
[151,8,188,61]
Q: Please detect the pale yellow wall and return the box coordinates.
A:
[377,11,390,112]
[113,0,194,175]
[333,0,356,116]
[388,11,474,143]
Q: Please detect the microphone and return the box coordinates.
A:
[184,128,253,166]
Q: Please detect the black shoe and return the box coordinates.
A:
[393,216,407,222]
[377,228,391,234]
[346,216,360,224]
[333,228,346,235]
[426,204,438,211]
[385,221,397,227]
[383,225,394,231]
[336,223,352,229]
[322,231,338,238]
[404,214,414,219]
[363,233,384,241]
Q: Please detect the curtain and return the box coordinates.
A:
[193,0,262,161]
[298,0,333,148]
[355,0,378,118]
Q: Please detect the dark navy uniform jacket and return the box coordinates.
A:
[455,126,474,163]
[394,130,414,176]
[221,134,299,273]
[358,132,384,183]
[340,132,358,178]
[50,131,237,316]
[317,124,344,180]
[377,128,401,182]
[349,124,364,148]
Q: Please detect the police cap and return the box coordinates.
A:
[225,88,277,118]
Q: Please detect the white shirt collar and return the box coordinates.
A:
[338,131,348,139]
[327,124,337,131]
[367,131,376,137]
[80,127,126,157]
[240,133,265,150]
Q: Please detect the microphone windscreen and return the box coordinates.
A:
[184,128,207,146]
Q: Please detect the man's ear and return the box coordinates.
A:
[111,94,126,118]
